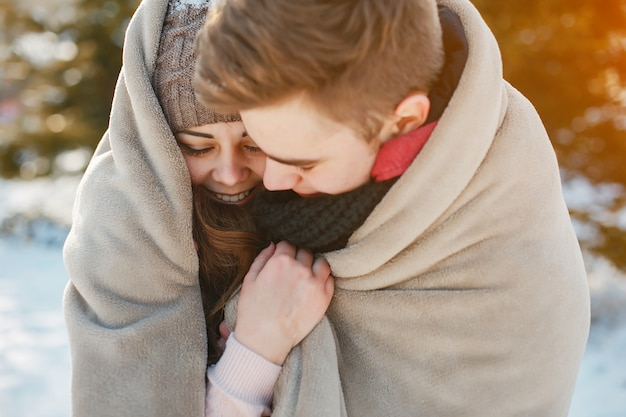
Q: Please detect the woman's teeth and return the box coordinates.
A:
[213,189,251,203]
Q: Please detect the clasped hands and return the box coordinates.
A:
[224,241,335,365]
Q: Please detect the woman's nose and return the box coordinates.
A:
[212,154,248,186]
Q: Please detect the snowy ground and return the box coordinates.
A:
[0,175,625,417]
[0,177,76,417]
[0,239,70,417]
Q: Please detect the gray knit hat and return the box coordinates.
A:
[153,0,240,133]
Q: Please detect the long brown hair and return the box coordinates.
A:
[192,185,266,365]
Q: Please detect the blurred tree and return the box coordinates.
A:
[0,0,139,178]
[473,0,626,184]
[0,0,625,266]
[2,0,624,180]
[472,0,626,269]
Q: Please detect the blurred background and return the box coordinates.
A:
[0,0,625,416]
[1,0,625,265]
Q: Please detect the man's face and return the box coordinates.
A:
[241,94,378,196]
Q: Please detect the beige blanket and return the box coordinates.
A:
[63,0,206,415]
[64,0,590,416]
[232,0,590,416]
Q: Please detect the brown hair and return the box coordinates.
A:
[192,186,266,365]
[195,0,444,140]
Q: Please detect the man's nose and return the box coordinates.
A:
[262,158,300,191]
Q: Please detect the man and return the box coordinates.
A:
[194,0,590,415]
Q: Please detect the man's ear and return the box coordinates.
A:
[391,92,430,136]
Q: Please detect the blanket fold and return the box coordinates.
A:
[236,0,589,415]
[64,0,207,415]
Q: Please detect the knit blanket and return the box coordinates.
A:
[63,0,590,416]
[227,0,590,416]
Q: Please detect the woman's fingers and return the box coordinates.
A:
[325,274,335,298]
[313,257,334,299]
[273,241,314,268]
[312,256,331,280]
[219,321,231,341]
[244,242,276,282]
[274,240,296,258]
[235,244,335,365]
[295,247,314,267]
[217,322,231,352]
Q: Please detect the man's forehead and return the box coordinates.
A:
[241,94,342,135]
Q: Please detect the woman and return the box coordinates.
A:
[63,0,332,416]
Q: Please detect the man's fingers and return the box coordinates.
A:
[245,242,276,281]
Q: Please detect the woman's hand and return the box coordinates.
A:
[234,241,334,365]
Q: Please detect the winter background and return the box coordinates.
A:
[0,172,625,417]
[1,0,626,414]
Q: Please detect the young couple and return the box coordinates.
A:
[63,0,590,416]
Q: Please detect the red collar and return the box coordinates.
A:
[370,121,438,182]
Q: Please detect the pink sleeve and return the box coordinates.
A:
[205,334,282,417]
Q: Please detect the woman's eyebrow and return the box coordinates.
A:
[178,129,214,139]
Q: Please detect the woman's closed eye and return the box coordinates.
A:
[242,132,263,154]
[178,143,215,157]
[243,144,262,154]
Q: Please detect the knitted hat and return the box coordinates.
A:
[153,0,240,133]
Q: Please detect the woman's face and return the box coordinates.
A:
[175,121,265,205]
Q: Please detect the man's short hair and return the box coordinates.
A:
[195,0,445,140]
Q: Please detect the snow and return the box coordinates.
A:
[571,324,626,417]
[569,254,626,417]
[1,174,625,417]
[0,240,70,417]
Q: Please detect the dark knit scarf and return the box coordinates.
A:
[253,7,468,253]
[253,178,398,253]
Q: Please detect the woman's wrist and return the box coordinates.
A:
[233,326,291,366]
[209,334,282,406]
